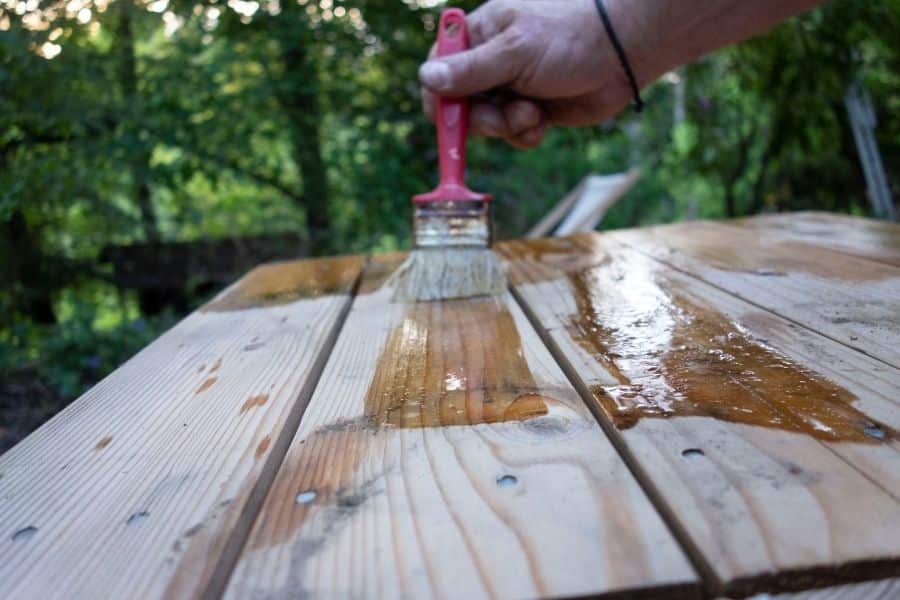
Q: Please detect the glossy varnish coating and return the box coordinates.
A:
[608,221,900,369]
[503,229,900,594]
[6,215,900,599]
[502,236,891,443]
[227,256,699,599]
[365,296,564,428]
[204,254,364,311]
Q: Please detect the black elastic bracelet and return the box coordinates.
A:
[593,0,643,113]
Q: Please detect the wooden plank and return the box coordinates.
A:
[555,169,640,235]
[728,212,900,268]
[526,176,587,238]
[225,255,699,599]
[499,234,900,596]
[608,221,900,369]
[0,255,365,599]
[526,170,640,239]
[753,577,900,599]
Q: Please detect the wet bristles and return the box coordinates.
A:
[389,248,507,302]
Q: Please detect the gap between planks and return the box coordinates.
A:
[507,279,724,597]
[503,233,900,597]
[609,231,900,506]
[223,253,699,599]
[613,228,900,374]
[210,226,899,598]
[196,257,368,600]
[0,254,369,599]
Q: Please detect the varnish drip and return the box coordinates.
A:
[364,296,561,428]
[203,255,363,311]
[564,254,890,443]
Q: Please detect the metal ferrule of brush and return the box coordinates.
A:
[413,200,492,248]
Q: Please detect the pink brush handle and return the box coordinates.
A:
[435,8,469,188]
[413,8,488,204]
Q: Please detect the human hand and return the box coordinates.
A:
[418,0,822,148]
[418,0,650,149]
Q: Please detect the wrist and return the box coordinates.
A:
[604,0,824,86]
[590,0,645,110]
[600,0,668,90]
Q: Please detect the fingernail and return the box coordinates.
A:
[419,61,450,91]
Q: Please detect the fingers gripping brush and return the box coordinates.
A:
[391,8,507,303]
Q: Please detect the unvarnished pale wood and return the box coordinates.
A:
[752,577,900,599]
[225,256,700,599]
[500,235,900,596]
[0,255,365,599]
[608,221,900,368]
[730,211,900,268]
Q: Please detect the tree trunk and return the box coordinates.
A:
[1,209,57,324]
[116,0,159,243]
[272,12,331,254]
[723,136,751,218]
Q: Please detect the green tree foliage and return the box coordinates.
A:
[1,0,898,439]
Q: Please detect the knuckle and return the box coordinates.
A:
[457,53,480,81]
[498,25,528,57]
[490,0,519,24]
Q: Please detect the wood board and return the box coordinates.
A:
[499,234,900,596]
[0,255,365,599]
[729,212,900,268]
[607,221,900,369]
[224,255,700,599]
[755,577,900,599]
[2,214,899,599]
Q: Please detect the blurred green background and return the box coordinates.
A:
[1,0,899,450]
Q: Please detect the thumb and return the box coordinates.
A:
[419,32,523,97]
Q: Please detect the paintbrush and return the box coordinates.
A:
[391,7,506,303]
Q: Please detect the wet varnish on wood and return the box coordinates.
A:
[500,226,900,596]
[1,213,899,599]
[225,256,698,599]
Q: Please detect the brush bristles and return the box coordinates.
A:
[389,248,507,302]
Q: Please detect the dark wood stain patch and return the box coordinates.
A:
[240,394,269,415]
[255,435,272,459]
[195,377,218,394]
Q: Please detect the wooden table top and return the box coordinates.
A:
[2,212,899,599]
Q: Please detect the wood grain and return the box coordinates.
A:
[729,211,900,268]
[225,256,699,599]
[752,577,900,599]
[0,255,365,599]
[608,221,900,369]
[5,215,899,598]
[500,234,900,596]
